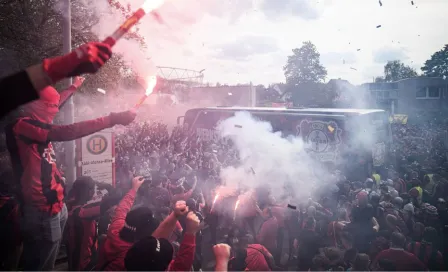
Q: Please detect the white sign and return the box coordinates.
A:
[77,130,115,186]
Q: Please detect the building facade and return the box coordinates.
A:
[360,77,448,118]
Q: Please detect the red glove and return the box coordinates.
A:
[42,42,112,83]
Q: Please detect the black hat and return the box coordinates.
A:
[120,207,158,243]
[125,236,174,271]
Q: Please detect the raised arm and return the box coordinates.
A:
[107,177,143,235]
[13,111,135,143]
[168,212,200,271]
[152,201,189,239]
[0,42,112,119]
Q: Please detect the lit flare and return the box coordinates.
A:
[103,0,166,47]
[134,75,158,109]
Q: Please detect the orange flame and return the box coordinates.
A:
[142,0,165,13]
[145,75,158,96]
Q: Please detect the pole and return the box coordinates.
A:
[62,0,76,187]
[249,82,256,107]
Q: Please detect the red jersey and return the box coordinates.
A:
[67,201,102,271]
[5,116,112,214]
[245,244,272,271]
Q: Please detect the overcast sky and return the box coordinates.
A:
[118,0,447,86]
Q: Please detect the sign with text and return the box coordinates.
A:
[77,130,115,186]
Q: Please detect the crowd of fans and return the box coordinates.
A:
[0,103,448,271]
[1,108,448,271]
[49,119,448,270]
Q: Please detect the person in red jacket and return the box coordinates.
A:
[372,231,426,271]
[124,211,200,271]
[5,83,136,271]
[97,177,190,271]
[65,176,120,271]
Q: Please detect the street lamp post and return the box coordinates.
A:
[62,0,76,187]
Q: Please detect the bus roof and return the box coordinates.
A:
[200,106,385,116]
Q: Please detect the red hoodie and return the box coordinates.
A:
[97,189,136,271]
[67,201,102,271]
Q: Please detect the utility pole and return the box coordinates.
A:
[62,0,76,187]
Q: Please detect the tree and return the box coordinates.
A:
[421,44,448,79]
[283,41,327,85]
[383,60,418,82]
[374,76,385,83]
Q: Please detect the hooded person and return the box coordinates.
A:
[5,81,136,271]
[65,176,119,271]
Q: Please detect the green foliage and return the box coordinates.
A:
[421,44,448,79]
[283,41,327,85]
[283,41,331,106]
[374,76,385,83]
[383,60,418,82]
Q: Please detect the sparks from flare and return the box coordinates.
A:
[134,75,158,109]
[233,199,240,221]
[210,193,220,213]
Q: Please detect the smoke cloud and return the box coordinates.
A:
[217,111,329,201]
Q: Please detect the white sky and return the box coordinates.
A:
[109,0,448,86]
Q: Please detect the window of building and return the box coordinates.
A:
[383,91,390,98]
[428,86,440,98]
[416,88,427,98]
[416,86,443,99]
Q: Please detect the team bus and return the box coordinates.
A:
[177,107,392,180]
